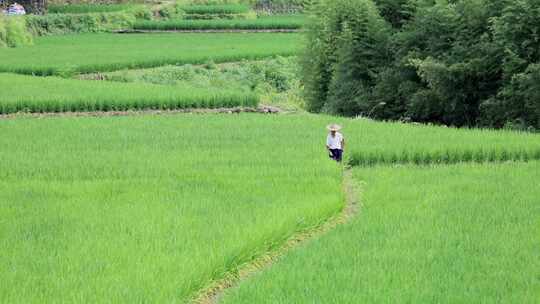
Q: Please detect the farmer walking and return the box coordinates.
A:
[326,124,345,162]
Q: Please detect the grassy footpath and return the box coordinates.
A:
[0,73,257,114]
[221,162,540,303]
[0,115,344,303]
[0,33,301,75]
[133,15,305,30]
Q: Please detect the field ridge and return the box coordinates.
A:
[191,169,361,304]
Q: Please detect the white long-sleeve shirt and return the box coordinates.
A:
[327,132,344,150]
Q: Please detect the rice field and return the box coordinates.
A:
[304,115,540,165]
[178,4,251,15]
[0,73,257,114]
[221,162,540,303]
[0,33,301,75]
[2,113,538,303]
[0,114,344,303]
[2,5,538,301]
[133,15,305,30]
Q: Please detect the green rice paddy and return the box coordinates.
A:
[2,114,538,302]
[221,162,540,303]
[0,73,257,114]
[178,4,251,15]
[1,11,538,303]
[133,15,305,30]
[0,115,343,303]
[0,33,301,75]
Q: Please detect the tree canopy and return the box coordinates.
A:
[302,0,540,130]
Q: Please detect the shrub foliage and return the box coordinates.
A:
[0,16,33,48]
[303,0,540,129]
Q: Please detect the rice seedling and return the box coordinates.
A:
[0,33,301,75]
[48,4,136,14]
[0,73,257,114]
[221,162,540,304]
[178,4,251,15]
[133,15,305,30]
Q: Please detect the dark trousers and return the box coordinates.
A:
[329,149,343,162]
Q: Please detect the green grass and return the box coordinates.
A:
[0,114,344,303]
[93,57,303,111]
[0,33,301,75]
[0,73,257,114]
[133,15,305,30]
[221,162,540,303]
[178,4,250,15]
[47,4,136,14]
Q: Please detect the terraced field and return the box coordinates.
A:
[0,33,301,75]
[2,2,538,302]
[0,115,343,303]
[133,15,305,30]
[221,162,540,303]
[0,73,257,114]
[1,114,538,303]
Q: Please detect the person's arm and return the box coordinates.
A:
[326,135,331,150]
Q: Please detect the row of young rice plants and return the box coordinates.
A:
[0,33,301,75]
[47,4,136,14]
[345,120,540,165]
[221,161,540,303]
[133,15,305,30]
[178,4,251,15]
[0,73,257,114]
[0,114,344,303]
[298,114,540,166]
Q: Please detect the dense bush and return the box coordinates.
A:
[303,0,540,130]
[0,16,33,47]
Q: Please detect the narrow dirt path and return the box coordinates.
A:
[191,168,361,304]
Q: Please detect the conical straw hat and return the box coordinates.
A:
[326,124,342,131]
